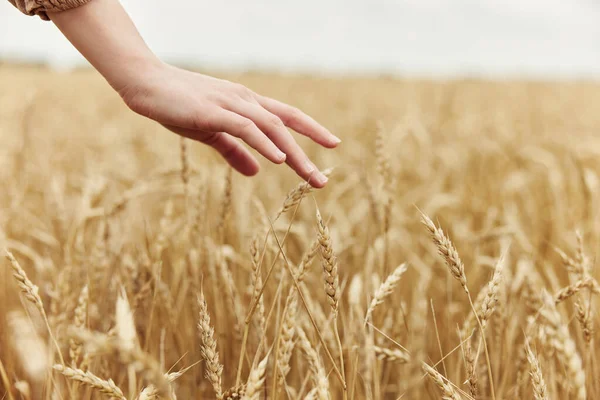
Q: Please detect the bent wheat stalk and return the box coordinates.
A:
[419,213,496,400]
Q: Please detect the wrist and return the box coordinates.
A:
[114,56,172,115]
[104,52,164,94]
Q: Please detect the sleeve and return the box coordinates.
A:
[8,0,93,21]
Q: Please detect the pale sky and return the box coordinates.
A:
[1,0,599,78]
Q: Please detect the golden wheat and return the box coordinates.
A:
[2,66,600,399]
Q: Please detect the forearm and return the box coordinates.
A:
[48,0,161,92]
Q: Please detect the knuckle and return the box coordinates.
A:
[199,131,221,146]
[222,143,241,160]
[233,83,251,97]
[267,115,285,130]
[236,118,256,133]
[258,134,272,147]
[193,111,212,130]
[284,107,303,125]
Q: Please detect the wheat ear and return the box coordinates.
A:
[419,213,468,293]
[5,250,65,365]
[365,263,407,324]
[540,291,586,400]
[53,365,126,400]
[524,341,548,400]
[242,350,270,400]
[422,362,462,400]
[69,285,89,368]
[197,289,224,399]
[297,327,330,399]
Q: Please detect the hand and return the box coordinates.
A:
[48,0,339,188]
[118,62,340,187]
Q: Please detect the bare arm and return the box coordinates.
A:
[49,0,338,186]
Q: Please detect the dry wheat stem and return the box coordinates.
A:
[314,206,347,398]
[0,357,15,400]
[419,216,497,399]
[418,216,496,400]
[237,182,308,388]
[267,215,346,389]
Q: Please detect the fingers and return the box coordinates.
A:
[257,95,341,148]
[162,125,260,176]
[209,110,287,165]
[208,133,261,176]
[225,101,329,188]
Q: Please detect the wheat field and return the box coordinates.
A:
[1,64,600,399]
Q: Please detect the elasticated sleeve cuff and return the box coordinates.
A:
[8,0,93,21]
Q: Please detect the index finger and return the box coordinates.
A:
[256,96,341,148]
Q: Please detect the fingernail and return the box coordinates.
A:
[315,170,328,185]
[276,150,286,162]
[305,160,315,173]
[332,135,342,144]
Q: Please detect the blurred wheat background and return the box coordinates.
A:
[1,64,600,399]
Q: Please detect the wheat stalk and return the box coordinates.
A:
[315,206,347,398]
[419,213,496,400]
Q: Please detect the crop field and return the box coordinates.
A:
[1,65,600,399]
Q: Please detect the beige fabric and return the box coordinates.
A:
[8,0,92,20]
